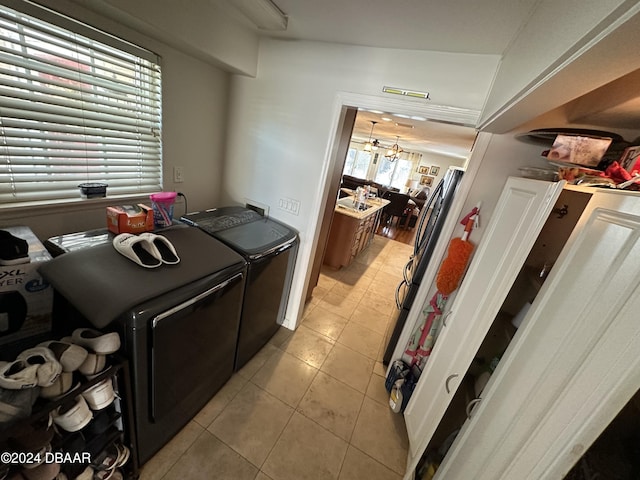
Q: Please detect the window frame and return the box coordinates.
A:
[0,0,162,210]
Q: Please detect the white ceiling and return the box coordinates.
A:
[220,0,539,158]
[350,110,477,159]
[238,0,539,55]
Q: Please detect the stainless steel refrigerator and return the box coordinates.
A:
[383,167,465,364]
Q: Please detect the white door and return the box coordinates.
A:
[436,188,640,479]
[403,177,565,472]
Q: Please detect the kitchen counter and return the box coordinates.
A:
[334,195,389,220]
[323,195,390,268]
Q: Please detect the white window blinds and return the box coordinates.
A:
[0,1,162,207]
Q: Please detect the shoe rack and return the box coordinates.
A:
[0,357,139,480]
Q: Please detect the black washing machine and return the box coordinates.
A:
[181,206,299,370]
[40,226,246,465]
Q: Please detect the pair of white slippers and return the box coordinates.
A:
[112,232,179,268]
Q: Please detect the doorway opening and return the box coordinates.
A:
[304,96,478,309]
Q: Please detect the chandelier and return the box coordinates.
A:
[385,136,403,162]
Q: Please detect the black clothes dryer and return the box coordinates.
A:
[181,206,299,370]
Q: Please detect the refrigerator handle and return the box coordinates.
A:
[395,280,406,310]
[403,258,413,284]
[415,178,444,256]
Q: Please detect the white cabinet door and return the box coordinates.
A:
[436,189,640,480]
[403,177,565,468]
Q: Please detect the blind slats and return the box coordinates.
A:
[0,61,160,107]
[0,47,160,98]
[0,2,162,207]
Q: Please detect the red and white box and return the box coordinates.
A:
[106,204,154,234]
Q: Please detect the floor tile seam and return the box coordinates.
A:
[311,365,368,402]
[342,315,385,340]
[207,380,296,434]
[164,427,212,479]
[318,346,374,396]
[140,421,207,480]
[257,346,322,382]
[279,331,335,371]
[338,441,401,480]
[286,407,352,472]
[327,282,370,298]
[327,337,377,366]
[194,381,248,429]
[253,392,332,476]
[352,291,396,316]
[293,402,360,445]
[334,336,381,363]
[206,388,297,471]
[314,305,353,323]
[271,348,321,409]
[300,318,347,344]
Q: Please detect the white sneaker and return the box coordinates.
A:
[38,340,88,372]
[52,396,92,432]
[40,371,74,399]
[0,360,39,390]
[16,347,62,387]
[81,378,115,410]
[72,329,121,355]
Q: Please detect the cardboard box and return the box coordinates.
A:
[0,226,52,346]
[106,204,154,234]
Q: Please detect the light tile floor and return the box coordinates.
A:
[140,235,413,480]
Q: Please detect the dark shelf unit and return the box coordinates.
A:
[0,357,139,479]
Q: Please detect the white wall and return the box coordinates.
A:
[481,0,640,131]
[412,152,467,191]
[94,0,260,76]
[0,0,230,241]
[224,39,500,328]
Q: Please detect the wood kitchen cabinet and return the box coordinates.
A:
[399,177,640,480]
[323,198,386,269]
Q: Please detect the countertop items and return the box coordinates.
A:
[334,194,390,220]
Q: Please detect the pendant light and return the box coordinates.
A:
[364,121,378,152]
[385,136,403,162]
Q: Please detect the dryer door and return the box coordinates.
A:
[150,271,243,421]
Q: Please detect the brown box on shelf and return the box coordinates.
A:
[0,226,53,345]
[106,204,154,234]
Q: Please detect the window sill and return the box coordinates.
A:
[0,193,154,221]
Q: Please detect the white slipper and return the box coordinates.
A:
[72,329,121,355]
[16,347,62,387]
[37,340,88,372]
[52,395,92,432]
[0,360,39,390]
[112,233,162,268]
[138,232,180,264]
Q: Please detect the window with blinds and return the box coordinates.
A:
[0,1,162,207]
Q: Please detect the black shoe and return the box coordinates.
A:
[0,230,29,266]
